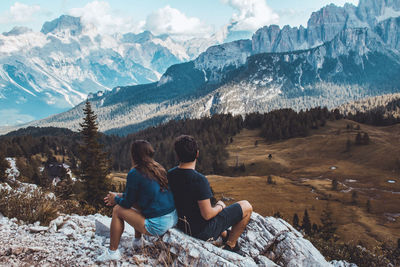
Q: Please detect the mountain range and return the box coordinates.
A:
[1,0,400,135]
[0,15,245,126]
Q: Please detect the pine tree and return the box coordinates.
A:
[0,153,10,182]
[267,175,273,184]
[273,211,281,218]
[302,209,312,235]
[293,213,299,229]
[366,199,371,213]
[345,139,352,152]
[351,191,358,204]
[362,132,370,145]
[312,223,318,234]
[319,205,337,241]
[331,179,338,191]
[79,100,111,207]
[355,132,362,145]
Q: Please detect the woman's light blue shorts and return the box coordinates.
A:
[145,209,178,236]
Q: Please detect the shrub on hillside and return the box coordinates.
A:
[0,154,9,182]
[308,237,398,267]
[0,188,58,225]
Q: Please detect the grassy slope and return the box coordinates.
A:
[208,120,400,248]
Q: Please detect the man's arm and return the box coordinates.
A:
[198,199,226,220]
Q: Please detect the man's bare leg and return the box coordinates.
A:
[225,200,253,249]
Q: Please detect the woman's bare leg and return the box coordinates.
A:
[109,206,125,250]
[131,204,143,239]
[109,205,149,250]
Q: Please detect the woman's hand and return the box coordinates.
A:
[104,192,117,206]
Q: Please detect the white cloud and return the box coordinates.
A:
[329,0,359,6]
[144,5,213,39]
[69,1,142,34]
[0,2,41,24]
[276,8,311,28]
[0,108,35,126]
[222,0,279,31]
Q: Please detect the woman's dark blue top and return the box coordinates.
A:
[114,168,175,218]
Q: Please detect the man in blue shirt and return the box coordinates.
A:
[167,135,253,253]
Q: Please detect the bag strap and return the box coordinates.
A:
[178,216,192,236]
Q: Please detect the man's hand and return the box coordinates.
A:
[104,192,117,206]
[216,200,226,209]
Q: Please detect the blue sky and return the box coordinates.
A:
[0,0,359,37]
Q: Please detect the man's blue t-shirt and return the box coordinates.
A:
[167,167,213,236]
[114,168,175,218]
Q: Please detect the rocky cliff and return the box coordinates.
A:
[251,0,400,54]
[0,210,356,266]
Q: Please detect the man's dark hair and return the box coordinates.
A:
[174,135,198,163]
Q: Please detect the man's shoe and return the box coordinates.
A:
[96,248,121,262]
[222,242,241,254]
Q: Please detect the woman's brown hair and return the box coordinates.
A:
[131,140,168,190]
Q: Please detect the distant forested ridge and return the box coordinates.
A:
[339,93,400,126]
[1,103,398,185]
[0,107,339,180]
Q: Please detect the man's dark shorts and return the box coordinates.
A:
[195,203,243,241]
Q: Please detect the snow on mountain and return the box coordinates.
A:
[0,14,237,127]
[14,24,400,136]
[2,0,400,135]
[357,0,400,24]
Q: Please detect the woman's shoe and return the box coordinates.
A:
[96,248,121,262]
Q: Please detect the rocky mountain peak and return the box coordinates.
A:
[357,0,400,24]
[122,30,154,43]
[194,39,252,82]
[40,15,83,36]
[2,26,32,36]
[307,4,349,27]
[358,0,400,11]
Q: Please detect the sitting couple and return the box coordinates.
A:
[97,135,253,262]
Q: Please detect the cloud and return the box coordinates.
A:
[143,5,213,39]
[276,8,311,28]
[329,0,359,6]
[0,108,35,126]
[222,0,279,31]
[0,2,41,24]
[69,1,142,34]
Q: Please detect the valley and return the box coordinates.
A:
[207,120,400,249]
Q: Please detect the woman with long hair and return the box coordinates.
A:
[97,140,177,262]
